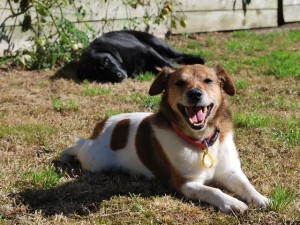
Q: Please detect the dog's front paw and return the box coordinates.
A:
[219,195,248,214]
[249,193,269,208]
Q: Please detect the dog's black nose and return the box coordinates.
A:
[187,88,203,102]
[117,72,123,78]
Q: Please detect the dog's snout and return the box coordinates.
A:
[187,88,203,102]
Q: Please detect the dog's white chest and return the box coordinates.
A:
[153,127,218,182]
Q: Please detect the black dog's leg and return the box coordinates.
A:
[173,54,206,65]
[124,30,205,65]
[147,48,177,69]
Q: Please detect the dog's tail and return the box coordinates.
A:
[60,138,87,163]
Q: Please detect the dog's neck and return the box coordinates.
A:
[170,123,220,149]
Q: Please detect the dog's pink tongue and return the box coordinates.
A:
[188,106,206,123]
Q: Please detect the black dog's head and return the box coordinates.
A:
[89,49,127,83]
[77,43,127,83]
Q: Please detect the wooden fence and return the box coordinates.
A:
[0,0,299,55]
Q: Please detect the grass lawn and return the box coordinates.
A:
[0,28,299,224]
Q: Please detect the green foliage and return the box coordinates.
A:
[270,185,296,212]
[1,0,92,69]
[30,17,90,69]
[0,0,186,69]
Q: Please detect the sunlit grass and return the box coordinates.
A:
[136,72,155,81]
[23,167,64,189]
[269,185,296,212]
[82,87,112,96]
[233,112,271,128]
[51,97,79,111]
[0,124,56,144]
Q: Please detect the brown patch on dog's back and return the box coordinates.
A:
[110,119,130,151]
[90,118,108,139]
[136,115,186,192]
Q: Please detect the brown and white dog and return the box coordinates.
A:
[61,64,269,213]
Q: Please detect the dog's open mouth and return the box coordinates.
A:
[177,103,214,129]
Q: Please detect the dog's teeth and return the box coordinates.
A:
[189,118,194,124]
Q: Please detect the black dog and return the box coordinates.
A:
[77,30,205,83]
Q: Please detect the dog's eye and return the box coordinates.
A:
[204,78,213,84]
[175,80,186,87]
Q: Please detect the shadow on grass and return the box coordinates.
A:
[9,159,170,217]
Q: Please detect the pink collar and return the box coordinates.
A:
[171,123,220,149]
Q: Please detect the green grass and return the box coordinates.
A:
[129,193,145,212]
[287,30,300,42]
[272,128,300,146]
[241,51,300,78]
[82,87,112,96]
[271,117,300,146]
[226,31,267,55]
[205,35,215,47]
[119,93,160,112]
[23,167,64,189]
[233,112,271,128]
[51,97,79,111]
[186,40,200,49]
[136,72,155,81]
[234,80,248,90]
[140,95,161,111]
[269,97,299,110]
[225,40,266,55]
[0,124,56,144]
[190,49,212,61]
[231,30,254,39]
[269,185,296,212]
[105,109,123,117]
[266,51,300,78]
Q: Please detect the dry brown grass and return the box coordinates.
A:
[0,29,299,224]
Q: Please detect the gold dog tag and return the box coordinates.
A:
[201,148,214,168]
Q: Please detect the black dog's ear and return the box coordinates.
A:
[107,49,123,64]
[149,67,174,96]
[215,65,236,96]
[91,42,123,64]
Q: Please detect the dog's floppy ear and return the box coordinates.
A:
[91,42,123,64]
[149,67,174,96]
[215,65,236,96]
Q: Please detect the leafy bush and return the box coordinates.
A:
[0,0,186,69]
[1,0,93,69]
